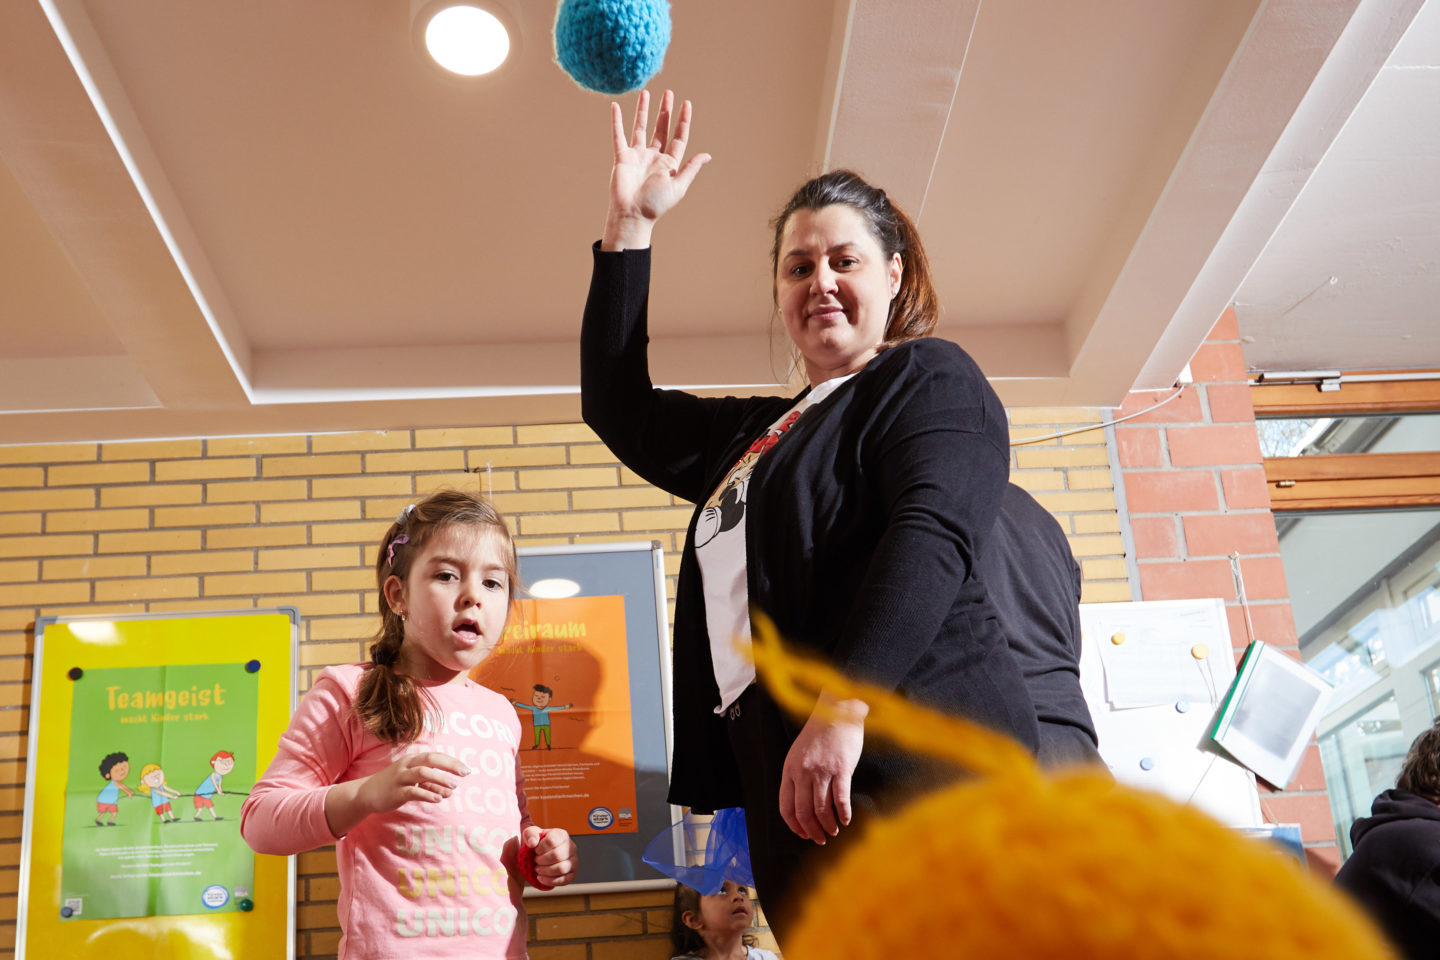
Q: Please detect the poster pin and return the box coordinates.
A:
[67,667,82,680]
[245,660,261,673]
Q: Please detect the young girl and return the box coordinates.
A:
[670,880,778,960]
[241,490,578,959]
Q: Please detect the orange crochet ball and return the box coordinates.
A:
[744,614,1397,960]
[783,771,1395,960]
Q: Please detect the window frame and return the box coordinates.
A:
[1253,375,1440,512]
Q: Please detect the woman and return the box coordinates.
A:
[581,91,1039,937]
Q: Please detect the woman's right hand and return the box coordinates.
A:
[602,89,711,251]
[323,751,469,838]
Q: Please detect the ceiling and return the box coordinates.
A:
[0,0,1435,446]
[1234,0,1440,372]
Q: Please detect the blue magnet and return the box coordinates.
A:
[245,659,261,673]
[60,905,73,918]
[1139,757,1155,771]
[1175,700,1190,713]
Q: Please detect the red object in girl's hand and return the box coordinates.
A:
[518,833,554,891]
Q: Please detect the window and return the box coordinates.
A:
[1257,375,1440,861]
[1318,695,1406,858]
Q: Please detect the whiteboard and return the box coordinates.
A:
[1078,598,1262,828]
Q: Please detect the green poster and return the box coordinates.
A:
[59,663,259,920]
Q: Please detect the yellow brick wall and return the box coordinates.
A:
[0,411,1121,958]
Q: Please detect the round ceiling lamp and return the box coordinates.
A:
[417,2,513,77]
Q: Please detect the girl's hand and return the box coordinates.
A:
[360,752,468,813]
[522,825,579,887]
[602,89,711,251]
[324,751,469,838]
[778,694,868,844]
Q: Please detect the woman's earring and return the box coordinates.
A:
[399,613,407,623]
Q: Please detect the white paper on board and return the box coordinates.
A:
[1091,601,1230,709]
[1078,598,1262,828]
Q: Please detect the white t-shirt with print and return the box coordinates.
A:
[695,375,854,714]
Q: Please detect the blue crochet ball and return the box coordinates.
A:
[554,0,671,95]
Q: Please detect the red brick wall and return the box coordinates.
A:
[1113,308,1338,874]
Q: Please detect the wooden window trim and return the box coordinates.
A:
[1251,374,1440,418]
[1253,375,1440,511]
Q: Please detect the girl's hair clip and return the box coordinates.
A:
[386,534,410,567]
[395,503,416,523]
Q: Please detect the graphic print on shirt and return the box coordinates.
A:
[695,409,803,548]
[385,704,524,943]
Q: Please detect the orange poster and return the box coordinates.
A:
[471,595,637,836]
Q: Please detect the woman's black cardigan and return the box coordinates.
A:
[580,245,1039,812]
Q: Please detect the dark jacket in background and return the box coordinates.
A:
[1335,788,1440,960]
[979,483,1102,767]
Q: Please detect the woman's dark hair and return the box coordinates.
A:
[353,489,519,744]
[669,882,756,956]
[769,168,939,349]
[1397,717,1440,803]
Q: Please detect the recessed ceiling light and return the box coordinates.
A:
[423,3,511,76]
[528,578,582,599]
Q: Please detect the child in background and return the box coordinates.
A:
[670,880,778,960]
[241,490,578,960]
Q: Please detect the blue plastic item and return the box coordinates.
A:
[641,807,754,895]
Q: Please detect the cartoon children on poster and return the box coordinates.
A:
[94,752,136,826]
[512,684,574,749]
[91,749,237,825]
[192,750,234,820]
[137,763,182,823]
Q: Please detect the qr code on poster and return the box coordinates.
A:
[63,898,82,916]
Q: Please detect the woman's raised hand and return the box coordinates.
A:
[602,89,711,251]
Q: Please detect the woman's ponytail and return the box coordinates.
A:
[883,202,938,345]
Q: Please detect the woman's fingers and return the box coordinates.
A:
[630,88,651,148]
[792,776,830,843]
[610,101,628,159]
[832,772,853,828]
[780,771,834,844]
[665,98,691,161]
[673,153,711,194]
[778,776,804,839]
[651,89,673,149]
[811,778,839,838]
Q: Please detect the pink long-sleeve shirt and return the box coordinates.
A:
[241,664,533,959]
